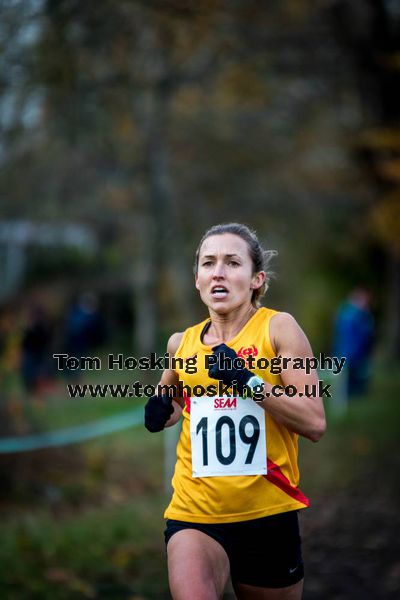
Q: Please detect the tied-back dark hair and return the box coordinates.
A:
[194,223,277,307]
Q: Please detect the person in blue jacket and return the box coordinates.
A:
[333,287,374,396]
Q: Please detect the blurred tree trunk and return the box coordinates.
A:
[131,214,158,356]
[385,254,400,359]
[144,87,196,325]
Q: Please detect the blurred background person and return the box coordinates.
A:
[333,287,375,397]
[63,292,106,380]
[20,303,54,398]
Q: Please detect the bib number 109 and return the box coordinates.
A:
[190,397,267,478]
[196,415,259,466]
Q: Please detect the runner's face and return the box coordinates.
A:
[195,233,264,312]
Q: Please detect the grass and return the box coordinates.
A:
[0,416,170,599]
[1,495,169,599]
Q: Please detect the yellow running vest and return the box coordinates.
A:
[164,307,309,524]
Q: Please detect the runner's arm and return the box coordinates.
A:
[156,332,184,428]
[258,312,326,442]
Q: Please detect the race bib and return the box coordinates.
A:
[190,396,267,478]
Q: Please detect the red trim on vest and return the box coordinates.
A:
[264,458,310,507]
[183,391,191,414]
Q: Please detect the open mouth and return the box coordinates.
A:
[211,286,229,298]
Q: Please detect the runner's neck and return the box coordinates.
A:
[202,305,258,346]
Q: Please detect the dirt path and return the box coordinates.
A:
[301,453,400,600]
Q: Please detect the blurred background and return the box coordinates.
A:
[0,1,399,598]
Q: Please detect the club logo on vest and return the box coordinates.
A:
[237,345,258,366]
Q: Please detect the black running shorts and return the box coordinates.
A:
[164,509,304,588]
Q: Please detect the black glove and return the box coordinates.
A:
[208,343,253,394]
[144,395,174,432]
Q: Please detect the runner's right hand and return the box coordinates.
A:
[144,395,174,432]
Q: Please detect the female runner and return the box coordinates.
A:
[145,223,326,600]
